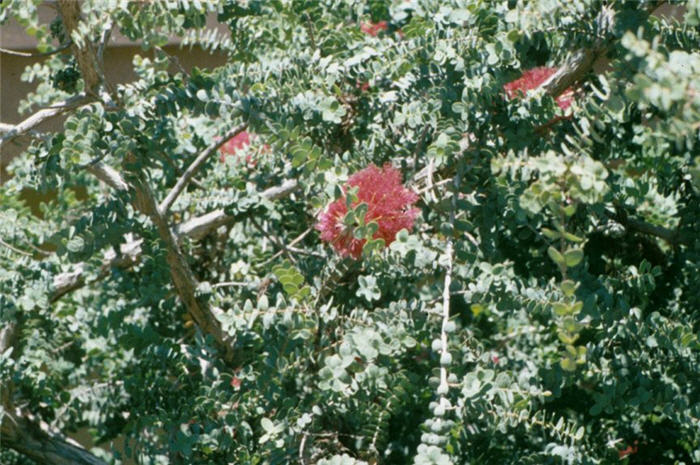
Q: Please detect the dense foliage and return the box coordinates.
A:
[1,1,699,464]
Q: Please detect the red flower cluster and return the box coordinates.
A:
[618,441,639,459]
[360,20,388,37]
[316,163,418,259]
[356,81,371,92]
[219,131,251,162]
[503,67,574,111]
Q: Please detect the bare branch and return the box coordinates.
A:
[174,179,300,241]
[262,227,314,265]
[173,208,232,242]
[159,123,248,215]
[86,161,130,192]
[541,2,665,98]
[50,239,142,302]
[0,238,34,257]
[261,179,301,201]
[540,44,599,98]
[51,265,85,302]
[623,217,685,244]
[213,281,248,288]
[1,409,108,465]
[0,94,91,150]
[0,322,17,409]
[436,175,457,419]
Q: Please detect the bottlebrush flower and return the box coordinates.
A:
[316,163,418,259]
[360,20,389,37]
[218,130,268,166]
[503,67,574,111]
[219,131,251,162]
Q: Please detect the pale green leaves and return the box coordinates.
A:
[357,275,380,302]
[560,345,586,372]
[506,151,609,216]
[259,417,285,446]
[317,454,369,465]
[272,263,311,301]
[290,91,346,124]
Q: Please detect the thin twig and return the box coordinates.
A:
[159,123,248,215]
[0,238,34,257]
[0,41,72,57]
[262,227,314,265]
[155,46,190,78]
[250,216,296,264]
[416,177,451,195]
[287,246,324,258]
[299,432,308,465]
[212,281,248,288]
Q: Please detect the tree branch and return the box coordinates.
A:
[159,123,248,215]
[50,177,300,302]
[86,161,130,192]
[131,172,234,358]
[0,323,17,409]
[540,2,665,98]
[613,206,690,245]
[50,239,142,302]
[173,179,300,240]
[1,409,108,465]
[79,158,234,357]
[0,95,91,150]
[57,0,102,94]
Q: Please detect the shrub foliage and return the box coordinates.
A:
[1,1,699,464]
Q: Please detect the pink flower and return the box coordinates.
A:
[356,81,371,92]
[219,131,251,162]
[217,130,262,166]
[503,67,573,111]
[316,163,418,259]
[360,21,389,37]
[618,442,638,459]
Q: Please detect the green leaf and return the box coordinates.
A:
[560,356,577,372]
[261,418,274,432]
[560,280,577,297]
[547,246,566,267]
[470,303,485,317]
[564,248,584,267]
[557,330,578,345]
[357,275,380,302]
[562,231,584,243]
[552,302,571,316]
[541,227,561,240]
